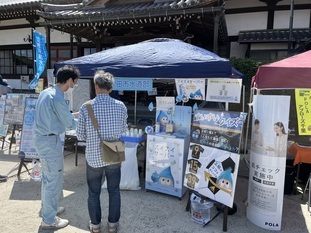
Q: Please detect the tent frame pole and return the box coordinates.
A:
[134,90,137,124]
[243,88,256,154]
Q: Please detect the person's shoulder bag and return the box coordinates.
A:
[85,101,125,163]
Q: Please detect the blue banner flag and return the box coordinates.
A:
[29,31,48,89]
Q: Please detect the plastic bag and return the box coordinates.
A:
[15,131,21,147]
[190,193,214,225]
[30,160,42,181]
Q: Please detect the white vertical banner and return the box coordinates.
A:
[247,95,290,231]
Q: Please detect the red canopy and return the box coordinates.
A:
[252,50,311,89]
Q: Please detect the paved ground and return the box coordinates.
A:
[0,142,310,233]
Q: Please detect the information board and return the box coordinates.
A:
[184,109,246,208]
[190,110,247,153]
[4,93,26,125]
[19,96,66,159]
[19,97,38,159]
[0,95,9,137]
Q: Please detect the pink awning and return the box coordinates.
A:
[252,50,311,89]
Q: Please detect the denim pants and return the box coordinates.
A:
[86,162,121,226]
[34,135,64,224]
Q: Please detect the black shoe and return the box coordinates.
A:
[0,175,7,182]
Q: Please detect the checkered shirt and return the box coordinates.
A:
[76,94,128,168]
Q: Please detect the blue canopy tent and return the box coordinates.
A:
[55,38,236,79]
[55,38,245,122]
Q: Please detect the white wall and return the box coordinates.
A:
[277,0,311,6]
[226,12,267,36]
[0,26,71,46]
[251,43,288,50]
[0,18,28,26]
[225,0,265,9]
[274,9,311,29]
[225,0,311,58]
[6,79,30,90]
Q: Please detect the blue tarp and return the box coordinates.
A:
[55,38,239,79]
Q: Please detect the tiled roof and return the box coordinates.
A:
[35,0,226,44]
[0,0,41,6]
[0,0,81,7]
[38,0,221,21]
[238,29,311,43]
[0,0,226,46]
[0,0,83,20]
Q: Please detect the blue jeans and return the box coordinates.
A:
[86,162,121,226]
[34,135,64,224]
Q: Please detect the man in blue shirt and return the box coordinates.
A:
[34,65,80,230]
[76,70,127,233]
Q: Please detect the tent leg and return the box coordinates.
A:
[243,88,255,155]
[134,90,137,124]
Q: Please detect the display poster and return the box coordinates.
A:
[0,95,9,137]
[155,105,192,134]
[156,96,175,111]
[145,135,190,197]
[295,89,311,135]
[20,97,66,159]
[175,79,206,102]
[4,93,26,125]
[206,78,242,103]
[247,95,290,231]
[19,97,38,159]
[65,78,91,112]
[184,144,240,207]
[190,110,247,153]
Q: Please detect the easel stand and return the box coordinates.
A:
[185,190,229,232]
[17,158,32,177]
[8,124,21,150]
[1,136,6,149]
[9,124,16,150]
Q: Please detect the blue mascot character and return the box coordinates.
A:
[158,166,175,187]
[156,110,169,132]
[189,89,203,100]
[216,168,233,193]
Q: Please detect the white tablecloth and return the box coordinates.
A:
[102,142,141,190]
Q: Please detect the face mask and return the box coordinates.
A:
[66,87,74,94]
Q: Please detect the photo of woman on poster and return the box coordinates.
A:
[265,122,287,157]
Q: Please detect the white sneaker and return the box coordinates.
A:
[39,206,65,217]
[41,217,69,229]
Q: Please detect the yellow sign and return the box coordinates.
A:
[295,89,311,135]
[35,78,44,93]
